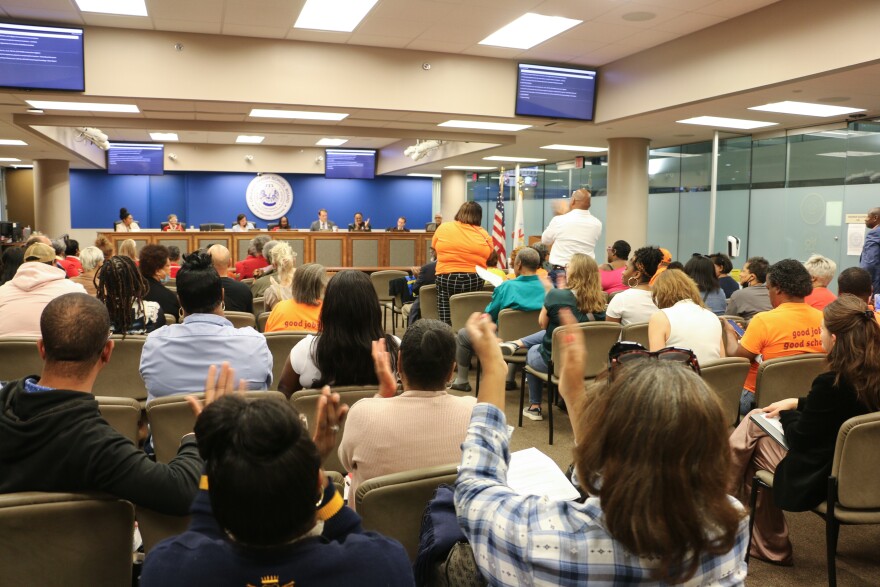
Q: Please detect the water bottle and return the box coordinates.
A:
[22,226,31,241]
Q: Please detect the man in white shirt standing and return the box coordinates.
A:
[541,188,603,283]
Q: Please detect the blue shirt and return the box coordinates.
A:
[483,274,546,322]
[455,404,749,586]
[139,313,272,401]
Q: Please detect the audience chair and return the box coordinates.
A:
[93,335,148,402]
[0,337,42,382]
[224,310,257,329]
[477,308,540,392]
[370,270,407,331]
[755,353,828,409]
[291,386,379,475]
[419,284,439,321]
[263,331,311,390]
[449,291,493,333]
[164,313,177,325]
[96,396,142,444]
[137,506,191,555]
[146,391,286,464]
[482,281,495,291]
[748,412,880,586]
[699,358,751,427]
[522,322,621,445]
[355,463,459,562]
[620,321,650,348]
[0,492,135,585]
[252,296,265,319]
[384,291,407,335]
[257,311,271,332]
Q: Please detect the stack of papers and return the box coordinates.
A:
[507,447,581,501]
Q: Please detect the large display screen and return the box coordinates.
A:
[107,143,165,176]
[515,63,597,121]
[0,22,85,91]
[325,148,377,179]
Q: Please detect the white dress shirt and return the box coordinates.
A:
[541,209,602,265]
[115,221,140,232]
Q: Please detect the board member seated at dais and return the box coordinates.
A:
[310,209,337,231]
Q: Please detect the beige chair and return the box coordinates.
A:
[257,311,271,332]
[137,506,191,555]
[384,290,407,334]
[748,412,880,586]
[93,335,148,401]
[291,386,379,474]
[0,337,42,382]
[419,284,439,321]
[355,463,458,561]
[0,492,135,585]
[699,358,751,427]
[370,270,408,330]
[449,291,493,333]
[147,391,286,463]
[755,353,828,409]
[620,321,650,348]
[252,296,265,319]
[264,331,311,390]
[478,308,541,392]
[522,322,621,445]
[96,396,142,444]
[164,313,177,324]
[224,310,257,329]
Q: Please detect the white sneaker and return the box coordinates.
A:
[522,406,543,421]
[500,342,521,356]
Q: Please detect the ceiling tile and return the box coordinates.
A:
[355,15,432,39]
[701,0,780,18]
[80,14,155,30]
[221,24,289,39]
[3,7,82,24]
[149,0,224,22]
[416,22,488,44]
[285,29,352,43]
[612,29,679,51]
[152,18,223,34]
[593,2,684,29]
[532,0,622,21]
[653,11,726,35]
[635,0,720,10]
[404,39,469,53]
[568,20,642,44]
[347,34,412,49]
[141,112,197,120]
[195,113,246,121]
[225,0,298,28]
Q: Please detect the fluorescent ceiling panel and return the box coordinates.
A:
[0,139,26,145]
[444,165,496,170]
[294,0,378,32]
[26,100,139,113]
[676,116,776,130]
[483,156,546,162]
[74,0,147,16]
[250,108,348,121]
[0,158,21,162]
[236,135,265,144]
[438,120,531,132]
[541,144,606,152]
[407,173,441,178]
[149,132,178,141]
[749,101,866,117]
[817,151,880,158]
[317,138,348,146]
[479,13,582,50]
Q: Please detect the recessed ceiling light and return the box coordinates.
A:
[541,144,606,152]
[11,164,33,168]
[438,120,531,131]
[407,173,441,178]
[149,132,178,141]
[649,150,701,158]
[236,135,265,144]
[0,158,21,162]
[676,116,776,130]
[74,0,147,16]
[479,13,582,50]
[0,139,27,146]
[817,151,880,158]
[749,101,866,117]
[249,108,348,121]
[622,11,656,22]
[317,138,348,146]
[26,108,43,114]
[26,100,139,113]
[444,165,497,170]
[483,156,546,163]
[294,0,378,32]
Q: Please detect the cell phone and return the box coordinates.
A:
[727,319,745,338]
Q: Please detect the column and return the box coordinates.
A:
[606,138,650,249]
[33,159,71,237]
[439,170,466,222]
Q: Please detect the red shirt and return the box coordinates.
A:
[59,256,82,278]
[169,263,180,278]
[234,255,270,279]
[804,286,836,311]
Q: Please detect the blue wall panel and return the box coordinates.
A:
[71,171,433,230]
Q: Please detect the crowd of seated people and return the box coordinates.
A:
[3,225,880,585]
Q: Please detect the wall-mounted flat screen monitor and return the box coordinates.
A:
[0,22,84,91]
[325,148,377,179]
[515,63,597,121]
[107,143,165,176]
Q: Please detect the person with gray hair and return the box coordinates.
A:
[540,187,603,284]
[803,253,838,310]
[234,235,272,279]
[72,246,104,295]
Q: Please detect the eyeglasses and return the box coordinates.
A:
[608,341,701,375]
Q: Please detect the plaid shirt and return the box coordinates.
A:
[455,404,749,586]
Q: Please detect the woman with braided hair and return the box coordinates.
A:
[95,255,165,335]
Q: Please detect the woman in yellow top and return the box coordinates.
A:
[431,202,493,324]
[264,263,326,333]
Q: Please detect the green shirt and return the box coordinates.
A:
[483,274,546,322]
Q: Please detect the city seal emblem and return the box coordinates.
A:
[246,173,293,220]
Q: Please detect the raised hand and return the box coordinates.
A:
[371,339,398,398]
[313,386,349,463]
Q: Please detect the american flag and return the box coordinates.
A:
[492,171,507,269]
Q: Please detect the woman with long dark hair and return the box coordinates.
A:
[0,246,24,286]
[684,254,726,315]
[278,270,399,396]
[729,294,880,564]
[95,255,165,335]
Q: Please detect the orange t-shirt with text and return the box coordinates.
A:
[264,299,322,333]
[739,302,824,392]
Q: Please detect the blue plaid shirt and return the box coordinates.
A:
[455,404,749,586]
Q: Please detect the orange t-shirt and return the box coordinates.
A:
[264,299,322,333]
[432,221,493,275]
[739,302,824,392]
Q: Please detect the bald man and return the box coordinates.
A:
[207,244,253,313]
[541,188,603,282]
[860,207,880,298]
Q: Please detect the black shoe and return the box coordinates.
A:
[505,380,517,391]
[449,382,472,392]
